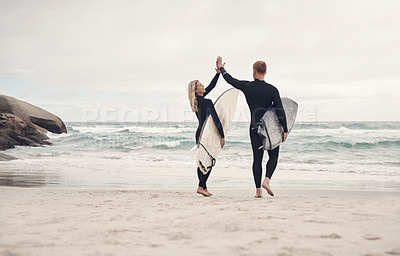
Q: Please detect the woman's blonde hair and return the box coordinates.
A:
[188,80,198,112]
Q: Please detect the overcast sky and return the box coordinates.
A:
[1,0,399,122]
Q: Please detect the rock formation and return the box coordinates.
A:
[0,95,67,152]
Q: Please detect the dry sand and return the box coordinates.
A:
[0,188,399,256]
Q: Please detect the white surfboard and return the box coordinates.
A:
[257,97,298,150]
[196,88,239,174]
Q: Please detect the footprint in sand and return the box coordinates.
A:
[386,247,400,255]
[320,233,341,239]
[363,234,382,240]
[150,194,159,199]
[167,232,191,241]
[149,243,161,248]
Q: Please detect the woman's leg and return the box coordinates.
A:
[203,168,212,195]
[197,167,212,197]
[197,167,211,189]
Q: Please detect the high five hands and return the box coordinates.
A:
[216,56,225,72]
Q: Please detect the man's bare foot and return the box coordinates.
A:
[204,189,213,196]
[262,179,274,197]
[255,188,263,198]
[197,187,210,197]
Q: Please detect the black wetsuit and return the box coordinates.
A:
[220,67,287,188]
[195,73,225,189]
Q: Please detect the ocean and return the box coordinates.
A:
[1,121,399,191]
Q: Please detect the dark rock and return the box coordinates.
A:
[0,94,67,134]
[0,113,52,150]
[0,134,17,150]
[28,116,65,134]
[14,135,40,147]
[0,94,65,151]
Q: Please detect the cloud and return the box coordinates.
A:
[1,0,399,121]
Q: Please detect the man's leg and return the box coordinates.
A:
[262,146,280,196]
[266,146,280,179]
[250,127,264,197]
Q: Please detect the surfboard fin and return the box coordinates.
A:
[198,161,209,174]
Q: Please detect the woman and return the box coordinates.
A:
[188,68,225,197]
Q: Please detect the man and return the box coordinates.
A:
[216,56,288,198]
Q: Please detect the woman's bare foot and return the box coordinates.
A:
[204,189,213,196]
[262,178,274,197]
[255,188,263,198]
[197,187,210,197]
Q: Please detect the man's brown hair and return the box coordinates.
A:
[253,61,267,74]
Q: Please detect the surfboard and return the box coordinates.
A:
[257,97,298,150]
[196,88,239,174]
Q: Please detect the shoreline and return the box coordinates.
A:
[1,188,399,256]
[1,186,400,193]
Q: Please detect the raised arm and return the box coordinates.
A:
[216,56,249,91]
[219,67,249,91]
[203,72,220,97]
[272,88,288,133]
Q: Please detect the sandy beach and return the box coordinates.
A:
[0,188,399,256]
